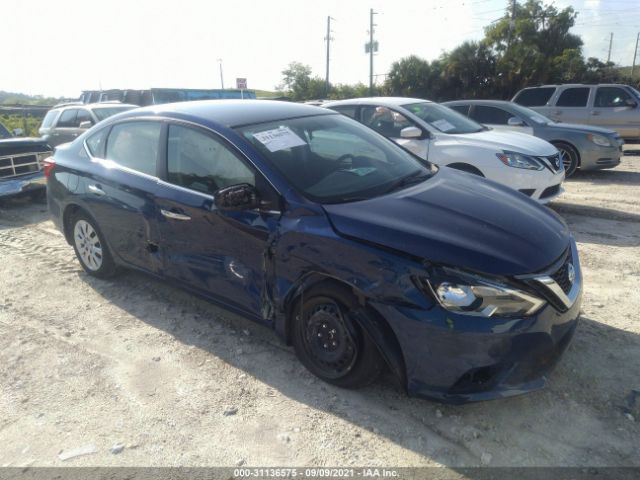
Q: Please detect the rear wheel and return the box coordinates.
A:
[71,212,117,278]
[552,142,579,177]
[291,285,384,388]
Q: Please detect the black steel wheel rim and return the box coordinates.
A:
[302,301,358,379]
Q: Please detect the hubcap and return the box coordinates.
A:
[559,148,573,171]
[74,220,103,271]
[303,301,357,378]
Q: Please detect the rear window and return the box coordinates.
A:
[92,106,136,121]
[513,87,556,107]
[41,109,61,129]
[471,105,513,125]
[556,87,590,107]
[330,106,358,119]
[0,123,11,139]
[447,105,470,116]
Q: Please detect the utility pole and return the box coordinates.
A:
[217,58,224,89]
[369,8,378,95]
[325,16,334,97]
[607,32,613,63]
[632,32,639,78]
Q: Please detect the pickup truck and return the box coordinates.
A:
[0,122,52,198]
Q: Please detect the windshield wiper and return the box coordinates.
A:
[383,170,430,194]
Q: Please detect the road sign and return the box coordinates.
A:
[236,78,247,89]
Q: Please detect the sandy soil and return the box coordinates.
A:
[0,150,638,469]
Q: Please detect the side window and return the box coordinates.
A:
[167,124,254,194]
[595,87,632,107]
[471,106,514,125]
[361,105,412,138]
[86,127,109,158]
[57,109,79,128]
[556,88,590,107]
[330,106,357,119]
[448,105,470,116]
[106,122,161,176]
[513,87,556,106]
[76,109,93,127]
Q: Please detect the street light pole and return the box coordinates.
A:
[217,58,224,89]
[325,16,334,97]
[369,8,377,95]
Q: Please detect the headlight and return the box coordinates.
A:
[496,151,544,170]
[587,133,611,147]
[422,267,546,317]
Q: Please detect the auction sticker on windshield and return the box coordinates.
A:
[253,126,307,152]
[431,119,455,132]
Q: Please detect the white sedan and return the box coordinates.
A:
[324,97,565,203]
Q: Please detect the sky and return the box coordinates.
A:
[4,0,640,98]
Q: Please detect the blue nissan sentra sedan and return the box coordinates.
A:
[46,100,582,403]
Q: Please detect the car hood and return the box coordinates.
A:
[323,168,569,276]
[444,129,558,156]
[543,122,619,137]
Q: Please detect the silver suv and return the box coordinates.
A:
[39,103,136,147]
[512,84,640,141]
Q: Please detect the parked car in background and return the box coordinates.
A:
[325,97,565,203]
[39,103,137,147]
[512,84,640,141]
[0,121,52,198]
[444,100,624,177]
[46,100,581,403]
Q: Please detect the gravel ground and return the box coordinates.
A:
[0,150,639,469]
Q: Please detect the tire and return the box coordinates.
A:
[552,141,579,177]
[446,163,485,177]
[70,211,117,278]
[291,284,385,388]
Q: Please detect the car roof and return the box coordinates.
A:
[324,97,433,108]
[121,99,335,127]
[520,83,632,89]
[55,103,138,111]
[444,99,514,106]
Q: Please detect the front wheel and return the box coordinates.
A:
[291,285,384,388]
[553,142,579,177]
[71,212,117,278]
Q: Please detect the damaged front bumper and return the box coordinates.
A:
[0,171,46,198]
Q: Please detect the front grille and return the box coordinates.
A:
[550,254,573,294]
[540,184,560,199]
[0,152,49,179]
[519,188,535,197]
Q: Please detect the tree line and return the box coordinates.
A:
[279,0,640,103]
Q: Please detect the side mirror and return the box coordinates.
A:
[214,183,259,211]
[12,128,24,137]
[625,98,638,108]
[507,117,524,127]
[78,121,93,129]
[400,126,423,139]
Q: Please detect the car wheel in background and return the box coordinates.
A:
[292,284,384,388]
[553,142,579,177]
[71,212,117,278]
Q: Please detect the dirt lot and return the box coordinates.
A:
[1,150,639,469]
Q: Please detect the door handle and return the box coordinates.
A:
[87,184,105,196]
[553,111,562,115]
[161,209,191,221]
[590,111,601,116]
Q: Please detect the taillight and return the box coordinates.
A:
[43,157,55,178]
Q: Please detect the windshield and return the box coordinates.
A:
[508,103,555,125]
[93,106,136,121]
[0,123,11,139]
[403,102,484,134]
[237,114,433,204]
